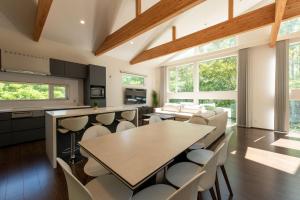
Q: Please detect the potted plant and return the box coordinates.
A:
[93,102,98,110]
[151,90,159,109]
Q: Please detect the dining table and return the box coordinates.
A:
[79,120,215,190]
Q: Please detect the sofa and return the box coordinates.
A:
[155,103,228,148]
[154,103,203,121]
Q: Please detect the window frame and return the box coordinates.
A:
[0,80,69,101]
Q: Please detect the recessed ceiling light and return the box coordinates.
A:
[80,20,85,25]
[130,41,134,45]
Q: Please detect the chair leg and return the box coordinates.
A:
[70,133,76,164]
[220,165,233,196]
[215,172,222,200]
[209,188,217,200]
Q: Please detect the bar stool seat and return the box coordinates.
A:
[92,112,115,126]
[119,110,136,122]
[58,116,88,164]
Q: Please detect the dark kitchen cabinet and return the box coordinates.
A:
[50,59,65,77]
[89,65,106,85]
[65,62,87,79]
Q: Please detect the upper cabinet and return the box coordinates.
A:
[89,65,106,86]
[50,59,65,77]
[50,59,87,79]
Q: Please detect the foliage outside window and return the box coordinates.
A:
[289,42,300,131]
[169,99,193,103]
[0,81,68,101]
[53,85,67,99]
[198,37,237,55]
[168,64,193,93]
[122,73,145,86]
[199,56,237,91]
[280,17,300,36]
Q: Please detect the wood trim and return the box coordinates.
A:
[33,0,53,41]
[136,0,141,17]
[130,0,300,64]
[95,0,205,56]
[172,26,177,41]
[228,0,233,19]
[270,0,288,47]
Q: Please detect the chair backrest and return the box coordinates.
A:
[80,125,111,157]
[149,115,162,124]
[168,171,206,200]
[60,116,89,132]
[217,131,233,166]
[57,158,93,200]
[116,121,136,132]
[121,110,136,121]
[198,143,225,191]
[96,113,115,125]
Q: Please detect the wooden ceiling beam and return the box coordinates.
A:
[33,0,53,41]
[136,0,141,17]
[95,0,205,56]
[130,0,300,64]
[270,0,288,47]
[228,0,234,19]
[172,26,177,41]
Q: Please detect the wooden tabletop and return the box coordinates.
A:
[79,120,215,189]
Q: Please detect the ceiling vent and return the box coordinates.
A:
[1,50,50,75]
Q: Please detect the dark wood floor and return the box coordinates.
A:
[1,127,300,200]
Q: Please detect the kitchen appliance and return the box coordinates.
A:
[90,85,105,98]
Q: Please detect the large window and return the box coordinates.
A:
[199,56,237,91]
[168,64,193,93]
[122,73,145,86]
[198,37,237,55]
[280,17,300,36]
[0,81,68,101]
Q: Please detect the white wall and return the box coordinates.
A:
[248,44,276,130]
[0,27,158,108]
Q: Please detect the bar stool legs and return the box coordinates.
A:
[221,165,233,196]
[215,172,222,200]
[70,133,76,164]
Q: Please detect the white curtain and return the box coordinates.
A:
[159,66,167,107]
[274,40,289,132]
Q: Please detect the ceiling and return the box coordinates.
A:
[0,0,277,67]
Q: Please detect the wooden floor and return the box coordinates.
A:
[1,127,300,200]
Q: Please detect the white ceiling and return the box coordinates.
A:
[0,0,276,67]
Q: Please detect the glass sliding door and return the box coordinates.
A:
[289,42,300,132]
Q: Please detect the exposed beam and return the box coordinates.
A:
[130,0,300,64]
[33,0,53,41]
[95,0,205,56]
[136,0,141,17]
[270,0,288,47]
[228,0,234,19]
[172,26,177,41]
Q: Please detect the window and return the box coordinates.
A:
[122,73,145,86]
[169,99,193,103]
[168,64,193,93]
[199,56,237,91]
[0,81,68,101]
[198,37,237,54]
[53,85,67,99]
[280,17,300,36]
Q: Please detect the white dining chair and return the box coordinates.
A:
[166,143,224,200]
[149,115,162,124]
[187,132,234,199]
[116,121,136,132]
[120,110,136,121]
[80,125,111,177]
[58,116,89,164]
[132,171,206,200]
[57,158,133,200]
[93,112,115,126]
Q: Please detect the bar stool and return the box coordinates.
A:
[58,116,88,164]
[92,112,115,126]
[120,110,136,121]
[116,121,136,132]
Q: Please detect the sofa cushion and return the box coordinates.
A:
[180,104,203,114]
[163,103,181,112]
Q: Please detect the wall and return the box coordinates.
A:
[0,27,158,108]
[248,44,276,130]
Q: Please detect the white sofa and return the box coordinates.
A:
[155,103,203,121]
[188,110,228,148]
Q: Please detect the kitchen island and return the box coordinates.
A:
[46,106,138,168]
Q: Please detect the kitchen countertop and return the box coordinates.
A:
[46,106,138,118]
[0,105,91,113]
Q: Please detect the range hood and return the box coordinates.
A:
[1,49,50,75]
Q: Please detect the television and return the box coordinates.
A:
[124,88,146,105]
